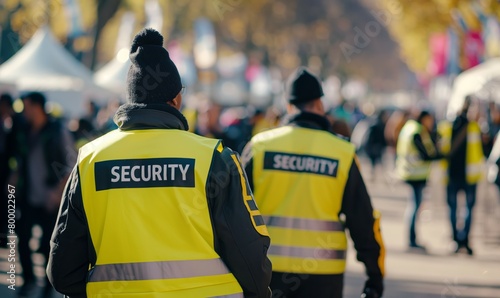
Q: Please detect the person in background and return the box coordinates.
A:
[96,98,120,134]
[72,118,97,149]
[251,106,282,136]
[385,109,410,157]
[396,111,442,251]
[438,96,484,255]
[483,102,500,158]
[220,107,253,154]
[487,130,500,202]
[243,67,385,298]
[364,110,389,180]
[0,93,17,248]
[15,91,75,297]
[326,114,352,140]
[47,28,271,298]
[195,100,225,139]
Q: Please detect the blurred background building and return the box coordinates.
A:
[1,1,500,297]
[0,0,498,118]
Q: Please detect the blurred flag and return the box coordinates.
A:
[451,9,468,31]
[446,28,461,75]
[427,33,447,76]
[194,18,217,70]
[115,12,135,55]
[145,0,163,31]
[64,0,84,38]
[168,41,198,86]
[484,17,500,59]
[457,2,481,31]
[463,31,484,69]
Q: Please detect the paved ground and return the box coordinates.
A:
[0,158,499,297]
[342,159,500,298]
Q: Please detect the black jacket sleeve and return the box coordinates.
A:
[240,141,254,190]
[207,146,272,298]
[47,165,93,298]
[340,158,385,295]
[413,134,443,161]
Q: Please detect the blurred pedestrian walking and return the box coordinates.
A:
[396,111,442,251]
[487,129,500,207]
[14,91,75,297]
[47,29,272,298]
[364,110,389,180]
[0,93,20,248]
[438,96,485,255]
[243,67,385,298]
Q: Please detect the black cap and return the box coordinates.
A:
[287,67,324,104]
[127,28,182,103]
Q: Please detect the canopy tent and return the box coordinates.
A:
[94,49,131,97]
[474,76,500,103]
[0,79,17,97]
[448,58,500,119]
[0,26,111,117]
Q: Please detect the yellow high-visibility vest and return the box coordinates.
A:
[438,120,484,184]
[250,126,355,275]
[78,129,243,298]
[396,120,436,181]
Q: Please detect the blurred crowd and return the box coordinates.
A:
[4,91,500,194]
[2,89,500,295]
[3,91,500,202]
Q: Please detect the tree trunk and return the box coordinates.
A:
[89,0,122,70]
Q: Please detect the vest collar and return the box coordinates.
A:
[114,103,189,131]
[284,112,331,132]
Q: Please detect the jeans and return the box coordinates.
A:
[446,181,477,245]
[406,181,426,246]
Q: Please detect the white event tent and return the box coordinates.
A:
[448,58,500,118]
[93,48,131,98]
[0,26,112,117]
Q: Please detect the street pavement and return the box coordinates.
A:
[0,159,499,297]
[342,159,500,298]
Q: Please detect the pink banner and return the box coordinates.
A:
[427,33,448,76]
[464,31,484,69]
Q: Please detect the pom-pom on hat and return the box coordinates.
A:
[127,28,182,103]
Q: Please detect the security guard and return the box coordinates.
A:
[242,68,385,298]
[438,96,484,255]
[47,29,272,298]
[396,111,442,250]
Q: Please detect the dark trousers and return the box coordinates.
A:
[406,180,426,246]
[17,205,57,293]
[270,272,344,298]
[446,181,477,245]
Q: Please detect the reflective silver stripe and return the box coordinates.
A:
[466,163,484,177]
[89,259,230,282]
[269,245,346,260]
[211,294,244,298]
[468,132,481,143]
[263,216,344,232]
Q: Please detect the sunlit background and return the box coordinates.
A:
[1,2,500,298]
[0,0,498,117]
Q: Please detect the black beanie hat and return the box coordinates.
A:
[127,28,182,103]
[287,67,324,104]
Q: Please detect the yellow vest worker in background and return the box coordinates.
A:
[396,111,442,251]
[242,68,385,298]
[438,96,484,255]
[46,29,272,298]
